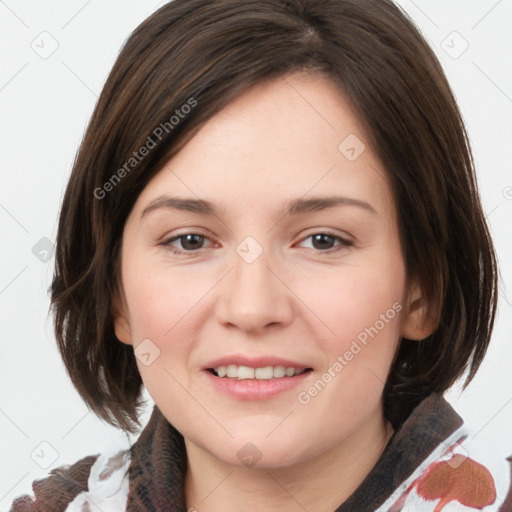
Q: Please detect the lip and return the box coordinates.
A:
[203,368,312,400]
[203,355,310,371]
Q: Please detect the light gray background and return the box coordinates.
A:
[1,0,511,507]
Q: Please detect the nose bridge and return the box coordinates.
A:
[216,236,293,331]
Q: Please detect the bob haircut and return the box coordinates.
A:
[51,0,498,433]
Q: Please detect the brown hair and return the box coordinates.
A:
[51,0,498,432]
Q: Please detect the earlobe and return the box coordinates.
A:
[401,285,438,341]
[114,315,133,345]
[112,295,133,346]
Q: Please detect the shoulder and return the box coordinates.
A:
[9,448,131,512]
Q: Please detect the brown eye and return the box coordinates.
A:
[311,233,336,250]
[162,233,212,254]
[298,232,353,252]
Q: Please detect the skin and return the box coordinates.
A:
[114,71,434,511]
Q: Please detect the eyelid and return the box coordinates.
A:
[297,228,353,243]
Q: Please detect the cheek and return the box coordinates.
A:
[122,253,207,341]
[120,255,216,400]
[309,264,405,340]
[124,279,172,340]
[294,270,405,429]
[299,247,406,388]
[121,266,203,409]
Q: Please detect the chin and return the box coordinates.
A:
[199,434,316,470]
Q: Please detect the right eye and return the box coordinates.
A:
[160,233,216,255]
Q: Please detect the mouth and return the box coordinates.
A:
[202,356,314,399]
[208,365,313,380]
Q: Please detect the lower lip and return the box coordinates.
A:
[203,370,312,400]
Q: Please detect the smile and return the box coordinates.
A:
[210,365,310,380]
[204,363,313,400]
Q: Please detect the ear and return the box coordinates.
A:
[401,283,438,341]
[112,293,133,346]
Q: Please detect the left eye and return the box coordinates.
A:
[161,231,352,255]
[297,232,353,251]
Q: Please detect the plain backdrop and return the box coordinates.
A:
[1,0,511,507]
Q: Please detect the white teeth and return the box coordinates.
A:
[273,365,286,378]
[226,364,238,378]
[213,364,307,380]
[238,366,255,380]
[254,366,273,379]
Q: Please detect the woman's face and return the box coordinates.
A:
[114,71,421,468]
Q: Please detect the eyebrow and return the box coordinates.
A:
[140,195,377,218]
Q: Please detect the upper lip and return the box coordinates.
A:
[204,355,311,370]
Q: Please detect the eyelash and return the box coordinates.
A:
[160,230,353,255]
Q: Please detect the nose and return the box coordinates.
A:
[215,243,294,333]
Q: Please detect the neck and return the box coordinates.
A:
[184,407,393,512]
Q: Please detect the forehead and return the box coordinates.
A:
[132,71,394,221]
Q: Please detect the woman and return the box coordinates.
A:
[10,0,511,510]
